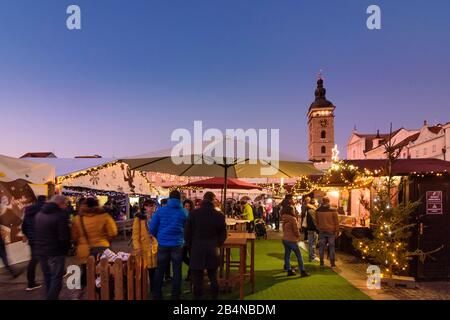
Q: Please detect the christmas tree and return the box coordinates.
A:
[353,126,421,278]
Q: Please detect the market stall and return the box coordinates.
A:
[25,158,164,218]
[0,154,55,266]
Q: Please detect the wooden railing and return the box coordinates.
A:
[86,254,148,300]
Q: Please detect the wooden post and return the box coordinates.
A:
[100,258,110,300]
[134,256,142,300]
[114,260,124,300]
[127,256,135,300]
[239,245,246,300]
[86,256,96,300]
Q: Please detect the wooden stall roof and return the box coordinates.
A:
[346,158,450,175]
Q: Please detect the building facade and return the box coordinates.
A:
[347,121,450,161]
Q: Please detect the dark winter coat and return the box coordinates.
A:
[34,202,71,257]
[184,201,227,270]
[305,204,318,232]
[22,202,45,245]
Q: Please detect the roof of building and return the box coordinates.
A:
[24,157,114,176]
[428,125,443,134]
[391,132,420,150]
[20,152,57,158]
[353,129,402,153]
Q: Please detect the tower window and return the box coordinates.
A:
[321,146,326,154]
[321,130,326,139]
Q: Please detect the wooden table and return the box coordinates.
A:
[221,237,247,300]
[226,219,250,231]
[220,231,256,299]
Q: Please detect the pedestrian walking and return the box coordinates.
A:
[281,205,309,277]
[22,195,47,291]
[34,195,71,300]
[184,192,227,300]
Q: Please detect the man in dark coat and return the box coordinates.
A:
[22,195,46,291]
[184,192,227,300]
[34,195,71,300]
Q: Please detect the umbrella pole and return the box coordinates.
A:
[223,165,228,213]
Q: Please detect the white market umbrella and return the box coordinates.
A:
[0,154,55,184]
[121,138,320,203]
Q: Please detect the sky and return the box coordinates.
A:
[0,0,449,159]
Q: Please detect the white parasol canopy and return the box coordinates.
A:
[0,154,55,184]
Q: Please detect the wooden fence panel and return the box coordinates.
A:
[113,260,124,300]
[86,256,96,300]
[100,258,110,300]
[127,256,135,300]
[134,256,142,300]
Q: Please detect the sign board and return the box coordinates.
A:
[426,191,443,215]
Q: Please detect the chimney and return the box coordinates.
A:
[423,120,428,126]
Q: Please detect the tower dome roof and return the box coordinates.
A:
[309,78,334,110]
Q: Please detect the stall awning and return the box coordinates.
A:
[346,159,450,175]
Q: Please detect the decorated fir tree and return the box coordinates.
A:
[353,126,421,278]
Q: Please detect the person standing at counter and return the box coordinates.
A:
[315,197,339,268]
[241,199,254,232]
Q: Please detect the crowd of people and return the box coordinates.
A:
[2,190,227,300]
[0,190,340,300]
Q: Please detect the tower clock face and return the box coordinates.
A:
[320,119,328,127]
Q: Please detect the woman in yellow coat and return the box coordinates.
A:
[132,199,158,293]
[72,197,118,263]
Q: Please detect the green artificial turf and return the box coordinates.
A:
[165,239,370,300]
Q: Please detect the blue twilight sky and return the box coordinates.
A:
[0,0,449,159]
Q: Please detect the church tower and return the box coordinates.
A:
[307,75,335,162]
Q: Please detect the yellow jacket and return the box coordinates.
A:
[242,203,254,221]
[72,206,118,263]
[132,217,158,269]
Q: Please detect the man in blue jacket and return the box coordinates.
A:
[149,190,188,300]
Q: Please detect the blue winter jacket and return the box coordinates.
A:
[149,198,188,247]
